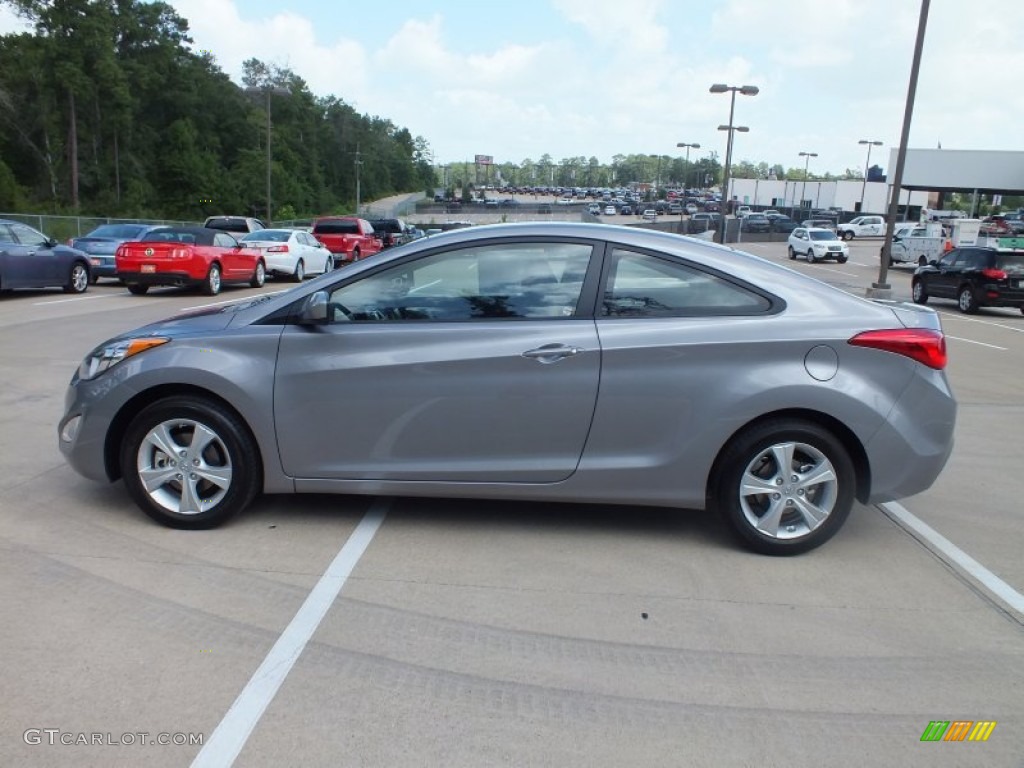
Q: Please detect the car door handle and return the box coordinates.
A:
[522,344,584,363]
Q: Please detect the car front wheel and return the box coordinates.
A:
[64,263,89,294]
[841,231,854,241]
[787,246,796,260]
[120,396,261,529]
[806,250,816,263]
[713,419,855,555]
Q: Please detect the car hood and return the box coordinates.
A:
[119,301,254,340]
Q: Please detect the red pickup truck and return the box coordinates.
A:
[311,216,382,267]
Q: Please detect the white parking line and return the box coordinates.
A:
[945,335,1008,351]
[190,499,390,768]
[934,310,1024,334]
[32,293,121,306]
[879,501,1024,620]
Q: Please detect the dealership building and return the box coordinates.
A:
[725,148,1024,215]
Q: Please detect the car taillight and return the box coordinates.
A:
[848,329,947,370]
[267,245,289,252]
[981,268,1007,280]
[170,247,191,259]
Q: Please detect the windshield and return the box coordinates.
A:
[809,231,839,241]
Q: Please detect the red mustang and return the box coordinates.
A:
[116,226,266,295]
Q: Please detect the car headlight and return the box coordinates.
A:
[78,337,169,380]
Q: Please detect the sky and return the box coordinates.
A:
[2,0,1022,177]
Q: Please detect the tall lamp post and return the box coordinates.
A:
[798,151,817,210]
[710,83,758,243]
[858,140,883,212]
[245,85,289,226]
[676,142,700,191]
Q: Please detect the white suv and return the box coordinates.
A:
[788,227,850,263]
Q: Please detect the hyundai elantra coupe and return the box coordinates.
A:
[59,223,957,555]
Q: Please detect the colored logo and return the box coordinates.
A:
[920,721,996,742]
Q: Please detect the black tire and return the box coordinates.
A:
[712,419,855,555]
[787,246,796,260]
[918,255,928,267]
[957,285,978,314]
[292,259,305,282]
[120,396,261,529]
[250,260,266,288]
[805,250,816,263]
[352,247,361,262]
[127,284,149,295]
[911,279,928,305]
[90,273,99,285]
[841,231,854,241]
[64,262,89,294]
[203,263,222,296]
[837,256,848,264]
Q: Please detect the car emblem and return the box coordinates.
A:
[145,247,154,257]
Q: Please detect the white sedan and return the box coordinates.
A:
[787,228,850,263]
[239,229,333,281]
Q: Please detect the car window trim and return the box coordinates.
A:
[282,235,609,326]
[597,243,784,319]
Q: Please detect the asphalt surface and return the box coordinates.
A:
[1,234,1021,767]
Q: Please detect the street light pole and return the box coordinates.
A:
[798,151,817,211]
[676,142,700,192]
[858,140,883,212]
[873,0,931,296]
[710,83,758,244]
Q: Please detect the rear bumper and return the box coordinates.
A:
[118,270,201,287]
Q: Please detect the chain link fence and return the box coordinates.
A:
[0,213,197,244]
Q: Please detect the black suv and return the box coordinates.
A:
[366,218,410,249]
[912,246,1024,314]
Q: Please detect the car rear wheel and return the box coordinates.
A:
[911,279,928,304]
[120,396,261,529]
[64,263,89,294]
[250,260,266,288]
[805,250,816,263]
[352,248,361,261]
[787,246,796,260]
[203,263,221,296]
[293,259,305,282]
[841,231,854,241]
[127,284,149,295]
[918,255,928,267]
[713,419,855,555]
[958,285,978,314]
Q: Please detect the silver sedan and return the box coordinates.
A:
[58,223,957,555]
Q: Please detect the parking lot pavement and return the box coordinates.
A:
[1,269,1022,767]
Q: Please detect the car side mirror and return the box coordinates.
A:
[297,290,330,325]
[928,260,938,267]
[45,238,58,248]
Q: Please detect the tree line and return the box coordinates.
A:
[0,0,435,221]
[439,155,870,195]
